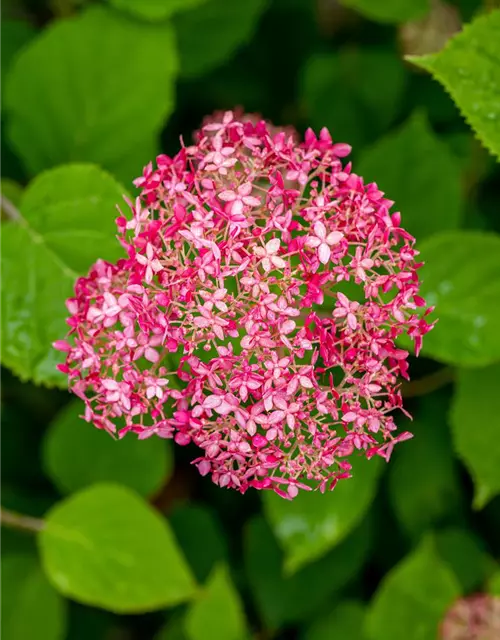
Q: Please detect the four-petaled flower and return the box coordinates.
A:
[333,292,360,330]
[219,182,261,216]
[253,238,287,272]
[136,243,163,283]
[306,221,344,264]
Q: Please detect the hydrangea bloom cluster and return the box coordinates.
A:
[55,111,434,499]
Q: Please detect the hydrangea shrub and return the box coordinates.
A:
[3,2,500,638]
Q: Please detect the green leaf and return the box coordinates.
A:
[111,134,160,192]
[416,231,500,366]
[488,570,500,596]
[43,401,172,498]
[1,20,36,107]
[388,394,462,539]
[0,164,126,386]
[301,49,406,149]
[39,484,196,612]
[302,601,368,640]
[408,10,500,161]
[109,0,208,20]
[173,0,267,78]
[365,537,461,640]
[435,528,496,592]
[1,553,67,640]
[155,613,189,640]
[450,363,500,508]
[357,111,462,240]
[1,178,23,212]
[170,505,228,584]
[263,457,383,573]
[339,0,429,23]
[4,5,177,181]
[245,515,372,629]
[185,565,247,640]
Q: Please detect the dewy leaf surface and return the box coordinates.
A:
[4,5,177,179]
[450,364,500,508]
[1,164,126,386]
[365,537,461,640]
[43,401,172,498]
[0,19,36,108]
[173,0,267,78]
[408,10,500,160]
[185,565,248,640]
[358,111,463,240]
[301,49,407,149]
[245,515,372,628]
[263,457,382,572]
[416,231,500,367]
[39,484,196,613]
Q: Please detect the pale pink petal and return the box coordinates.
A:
[313,221,326,239]
[266,238,281,254]
[318,243,331,264]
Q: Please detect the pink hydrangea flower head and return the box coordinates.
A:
[440,595,500,640]
[55,110,434,499]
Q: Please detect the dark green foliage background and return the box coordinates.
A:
[2,1,500,639]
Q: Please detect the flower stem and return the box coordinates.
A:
[0,507,45,534]
[402,367,454,398]
[0,194,22,222]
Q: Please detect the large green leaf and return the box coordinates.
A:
[450,364,500,508]
[111,134,160,191]
[408,10,500,161]
[185,565,247,640]
[365,537,461,640]
[435,528,496,593]
[416,231,500,366]
[0,164,126,386]
[245,515,372,629]
[263,457,382,573]
[43,401,172,498]
[170,505,228,583]
[339,0,429,23]
[1,553,67,640]
[302,601,368,640]
[173,0,267,78]
[39,484,196,612]
[4,5,176,180]
[301,49,406,149]
[1,178,23,211]
[109,0,208,20]
[388,394,462,539]
[0,20,36,107]
[357,111,462,240]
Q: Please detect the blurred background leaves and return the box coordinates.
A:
[2,1,500,639]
